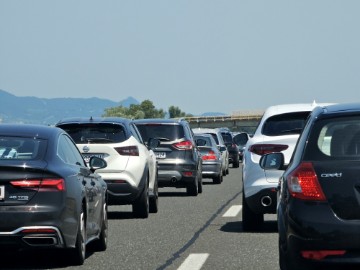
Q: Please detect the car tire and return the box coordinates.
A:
[242,192,264,231]
[149,180,159,213]
[279,235,313,270]
[69,208,86,265]
[233,160,240,168]
[197,171,203,194]
[213,173,222,184]
[187,178,198,196]
[92,203,108,251]
[133,182,149,219]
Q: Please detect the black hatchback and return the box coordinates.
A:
[260,103,360,269]
[134,119,202,196]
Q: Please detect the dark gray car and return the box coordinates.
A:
[134,119,202,196]
[0,124,107,265]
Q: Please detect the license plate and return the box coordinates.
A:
[155,152,166,159]
[82,154,104,163]
[0,186,4,200]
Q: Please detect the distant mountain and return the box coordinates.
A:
[0,90,139,125]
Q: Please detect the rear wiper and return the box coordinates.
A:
[83,138,114,143]
[154,137,170,141]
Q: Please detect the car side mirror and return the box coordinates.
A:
[233,132,249,146]
[89,156,107,173]
[219,146,227,152]
[259,153,285,170]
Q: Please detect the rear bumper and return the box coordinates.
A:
[283,201,360,262]
[0,226,65,251]
[245,187,277,214]
[157,162,198,187]
[201,162,222,178]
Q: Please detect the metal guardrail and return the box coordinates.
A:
[184,112,263,123]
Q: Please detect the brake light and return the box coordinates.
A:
[249,144,288,155]
[115,146,139,156]
[202,150,217,160]
[173,140,193,150]
[287,162,326,201]
[10,179,65,191]
[301,250,346,260]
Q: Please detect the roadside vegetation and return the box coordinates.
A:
[103,99,193,119]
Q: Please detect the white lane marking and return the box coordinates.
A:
[222,205,242,217]
[177,253,209,270]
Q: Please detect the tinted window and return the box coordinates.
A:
[221,132,233,143]
[136,124,185,141]
[262,111,310,136]
[194,135,212,146]
[58,135,86,165]
[305,117,360,160]
[0,137,46,160]
[59,123,127,144]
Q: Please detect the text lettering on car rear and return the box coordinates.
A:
[321,173,343,178]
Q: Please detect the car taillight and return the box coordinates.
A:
[173,140,193,150]
[10,179,66,191]
[115,146,139,156]
[202,150,217,160]
[249,144,288,155]
[286,162,326,201]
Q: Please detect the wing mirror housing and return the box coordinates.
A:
[259,152,286,170]
[89,156,107,173]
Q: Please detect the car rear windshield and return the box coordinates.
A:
[0,137,46,160]
[221,132,233,143]
[136,124,185,142]
[194,135,212,146]
[262,111,310,136]
[304,116,360,161]
[59,124,127,144]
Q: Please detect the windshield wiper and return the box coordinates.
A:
[279,128,303,134]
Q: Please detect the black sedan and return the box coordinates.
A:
[0,124,108,265]
[260,103,360,269]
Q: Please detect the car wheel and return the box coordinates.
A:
[279,234,313,270]
[70,208,86,265]
[133,182,149,219]
[213,173,222,184]
[149,179,159,213]
[92,203,108,251]
[187,178,198,196]
[197,171,203,194]
[242,192,264,231]
[233,160,240,168]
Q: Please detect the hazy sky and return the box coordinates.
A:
[1,1,360,115]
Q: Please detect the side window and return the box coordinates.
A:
[58,134,85,166]
[130,124,143,144]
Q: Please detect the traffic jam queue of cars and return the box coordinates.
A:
[4,102,360,269]
[0,117,237,265]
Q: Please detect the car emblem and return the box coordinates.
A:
[83,145,90,153]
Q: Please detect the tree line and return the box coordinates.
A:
[103,100,193,119]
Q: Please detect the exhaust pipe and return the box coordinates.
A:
[261,196,272,207]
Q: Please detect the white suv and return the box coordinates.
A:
[240,102,329,231]
[56,117,159,219]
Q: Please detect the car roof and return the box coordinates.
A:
[262,102,332,118]
[56,117,132,125]
[320,103,360,114]
[133,118,187,125]
[192,128,219,134]
[0,124,61,139]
